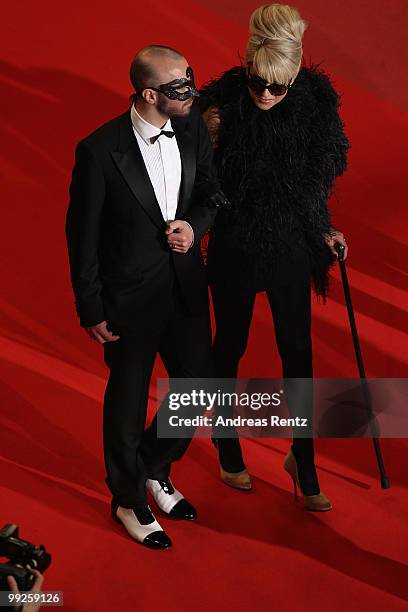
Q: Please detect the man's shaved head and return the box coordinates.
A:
[129,45,194,121]
[130,45,185,92]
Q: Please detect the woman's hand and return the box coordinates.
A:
[202,106,220,148]
[324,229,348,260]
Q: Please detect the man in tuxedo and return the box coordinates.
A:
[65,45,223,549]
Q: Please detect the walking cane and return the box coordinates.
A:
[334,243,390,489]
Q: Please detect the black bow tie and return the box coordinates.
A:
[150,130,175,144]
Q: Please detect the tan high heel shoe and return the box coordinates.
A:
[212,438,252,490]
[219,466,252,490]
[283,448,332,511]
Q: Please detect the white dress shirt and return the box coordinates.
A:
[130,105,181,222]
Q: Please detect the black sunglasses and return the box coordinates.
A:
[246,68,293,97]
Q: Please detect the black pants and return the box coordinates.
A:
[210,272,320,495]
[102,281,214,509]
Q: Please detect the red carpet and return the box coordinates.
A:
[1,1,407,610]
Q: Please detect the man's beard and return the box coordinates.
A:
[157,96,193,117]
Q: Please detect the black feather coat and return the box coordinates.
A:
[198,64,349,300]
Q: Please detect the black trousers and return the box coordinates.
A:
[210,269,320,495]
[102,279,214,509]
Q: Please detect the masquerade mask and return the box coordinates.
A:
[246,67,293,97]
[143,66,199,101]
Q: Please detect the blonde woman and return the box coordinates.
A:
[199,3,349,510]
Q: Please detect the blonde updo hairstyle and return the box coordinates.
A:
[246,3,307,85]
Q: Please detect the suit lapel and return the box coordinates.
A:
[111,109,196,227]
[111,111,165,230]
[173,123,196,218]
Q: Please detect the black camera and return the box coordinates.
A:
[0,524,51,591]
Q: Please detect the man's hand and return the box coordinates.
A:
[7,567,44,611]
[85,320,120,344]
[324,229,348,260]
[165,220,194,253]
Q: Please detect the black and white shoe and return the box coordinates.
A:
[111,500,172,549]
[146,479,197,521]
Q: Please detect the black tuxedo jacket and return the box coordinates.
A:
[65,104,218,328]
